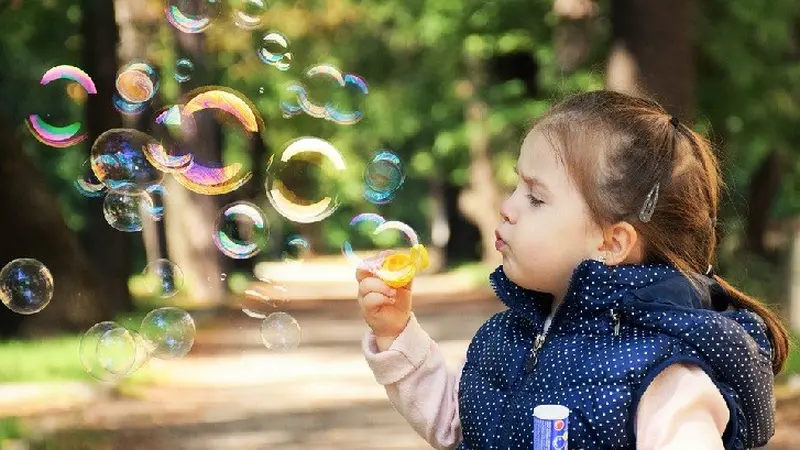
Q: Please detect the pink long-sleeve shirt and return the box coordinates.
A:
[363,314,729,450]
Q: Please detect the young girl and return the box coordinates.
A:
[356,90,789,450]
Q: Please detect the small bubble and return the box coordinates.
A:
[244,279,288,309]
[141,259,184,298]
[363,150,405,205]
[258,32,291,71]
[139,307,196,360]
[116,61,159,104]
[0,258,54,315]
[213,201,270,259]
[103,187,155,232]
[281,235,310,263]
[174,58,194,83]
[260,312,301,351]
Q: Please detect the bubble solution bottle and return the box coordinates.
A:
[532,405,569,450]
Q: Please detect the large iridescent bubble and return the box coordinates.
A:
[265,137,347,223]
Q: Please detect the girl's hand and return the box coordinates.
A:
[356,252,413,340]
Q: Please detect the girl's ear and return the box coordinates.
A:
[597,221,643,266]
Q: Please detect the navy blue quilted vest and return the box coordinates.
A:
[457,259,775,450]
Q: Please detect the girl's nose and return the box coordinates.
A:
[500,198,514,223]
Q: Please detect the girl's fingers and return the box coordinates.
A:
[358,277,397,298]
[359,291,394,310]
[355,266,374,283]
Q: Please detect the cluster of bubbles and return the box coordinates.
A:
[80,306,195,382]
[281,65,368,125]
[20,4,418,363]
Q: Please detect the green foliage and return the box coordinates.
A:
[1,0,798,287]
[0,335,89,383]
[697,0,800,221]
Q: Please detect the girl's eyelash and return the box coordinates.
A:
[526,194,544,206]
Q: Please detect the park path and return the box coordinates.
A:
[8,294,503,450]
[4,274,800,449]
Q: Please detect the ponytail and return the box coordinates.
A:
[712,275,790,375]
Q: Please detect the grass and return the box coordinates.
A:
[0,310,153,384]
[0,335,88,383]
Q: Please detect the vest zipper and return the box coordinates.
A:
[524,301,565,372]
[610,308,621,336]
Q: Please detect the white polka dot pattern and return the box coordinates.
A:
[456,259,775,450]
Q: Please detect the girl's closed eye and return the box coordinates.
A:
[526,194,544,206]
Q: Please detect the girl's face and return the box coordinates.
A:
[496,130,604,302]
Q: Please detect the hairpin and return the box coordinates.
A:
[639,182,659,223]
[669,116,680,128]
[705,264,715,277]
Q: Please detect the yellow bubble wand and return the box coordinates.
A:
[370,221,429,288]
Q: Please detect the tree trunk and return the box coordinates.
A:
[0,115,107,338]
[80,0,135,315]
[445,182,481,264]
[115,0,166,264]
[789,227,800,332]
[161,21,226,308]
[429,172,449,271]
[606,0,695,120]
[552,0,599,73]
[744,149,786,258]
[456,59,503,266]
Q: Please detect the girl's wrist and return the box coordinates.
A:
[375,335,398,352]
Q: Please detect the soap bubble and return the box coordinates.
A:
[265,137,347,223]
[286,65,368,125]
[281,235,310,263]
[0,259,54,315]
[341,213,387,265]
[213,201,269,259]
[171,87,258,195]
[144,184,167,220]
[165,0,220,34]
[148,105,195,173]
[95,326,138,377]
[26,66,96,148]
[258,32,291,71]
[141,259,184,298]
[103,186,155,232]
[232,0,267,30]
[363,150,405,204]
[74,159,107,198]
[81,322,150,381]
[140,307,196,360]
[279,83,306,118]
[174,58,194,83]
[243,279,289,313]
[90,129,165,192]
[260,312,301,351]
[116,61,159,104]
[342,215,421,282]
[113,92,149,116]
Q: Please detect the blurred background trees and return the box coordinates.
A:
[1,0,799,337]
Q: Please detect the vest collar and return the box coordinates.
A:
[489,259,684,326]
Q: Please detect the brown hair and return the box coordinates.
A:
[533,90,789,375]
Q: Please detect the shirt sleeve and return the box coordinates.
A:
[635,362,730,450]
[362,313,463,450]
